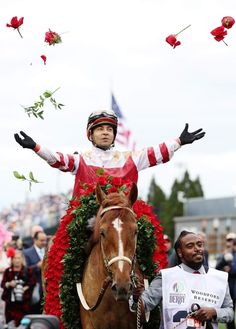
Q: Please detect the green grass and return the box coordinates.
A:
[218,324,226,329]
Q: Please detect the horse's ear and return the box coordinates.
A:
[96,183,106,205]
[128,182,138,206]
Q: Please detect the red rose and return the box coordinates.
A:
[211,26,227,41]
[97,176,108,186]
[107,187,118,193]
[165,34,181,49]
[110,177,123,186]
[222,16,235,29]
[6,16,24,38]
[6,16,24,29]
[45,29,62,46]
[69,199,80,209]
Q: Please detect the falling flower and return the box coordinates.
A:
[221,16,235,29]
[166,34,181,48]
[6,16,24,38]
[165,24,191,49]
[41,55,47,65]
[6,247,15,258]
[45,29,62,46]
[211,26,227,43]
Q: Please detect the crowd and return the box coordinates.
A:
[0,192,71,239]
[0,223,50,328]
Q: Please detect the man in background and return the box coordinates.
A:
[163,234,175,267]
[216,234,236,329]
[23,231,47,314]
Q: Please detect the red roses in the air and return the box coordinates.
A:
[222,16,235,29]
[166,35,181,49]
[6,16,24,38]
[166,24,191,49]
[45,29,62,46]
[41,55,47,65]
[211,16,235,45]
[211,26,227,42]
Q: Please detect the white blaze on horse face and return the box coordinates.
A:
[112,217,124,271]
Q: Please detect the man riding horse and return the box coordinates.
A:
[14,110,205,190]
[14,111,205,328]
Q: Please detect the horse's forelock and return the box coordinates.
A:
[101,192,130,208]
[90,192,134,245]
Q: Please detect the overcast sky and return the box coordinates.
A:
[1,0,236,210]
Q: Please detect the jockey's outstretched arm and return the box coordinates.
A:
[14,131,78,173]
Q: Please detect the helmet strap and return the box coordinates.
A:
[93,143,115,151]
[91,137,115,150]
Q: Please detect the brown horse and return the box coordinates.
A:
[77,183,143,329]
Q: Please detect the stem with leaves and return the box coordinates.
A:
[21,87,64,119]
[13,171,42,191]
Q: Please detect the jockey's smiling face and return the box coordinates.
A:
[92,124,114,149]
[177,233,204,270]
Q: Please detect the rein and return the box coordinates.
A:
[78,204,137,312]
[76,276,112,311]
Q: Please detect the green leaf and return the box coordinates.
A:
[43,91,52,98]
[29,171,34,181]
[38,111,44,120]
[95,168,105,176]
[13,171,25,180]
[29,181,32,192]
[119,184,127,192]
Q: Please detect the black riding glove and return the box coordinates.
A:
[14,131,36,150]
[179,123,205,145]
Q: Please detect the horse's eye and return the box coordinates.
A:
[100,230,105,238]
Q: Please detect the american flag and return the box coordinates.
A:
[111,93,136,150]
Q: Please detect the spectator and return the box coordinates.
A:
[23,225,44,249]
[216,235,236,329]
[23,231,47,314]
[1,250,36,327]
[163,234,175,267]
[0,245,10,325]
[131,230,234,328]
[225,233,236,252]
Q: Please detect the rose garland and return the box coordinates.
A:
[44,175,167,329]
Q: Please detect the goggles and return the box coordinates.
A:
[88,110,117,124]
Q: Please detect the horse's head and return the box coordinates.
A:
[95,183,138,301]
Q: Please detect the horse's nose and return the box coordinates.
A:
[111,282,132,301]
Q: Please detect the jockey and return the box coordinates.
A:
[14,110,205,198]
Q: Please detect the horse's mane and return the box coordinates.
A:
[88,191,132,248]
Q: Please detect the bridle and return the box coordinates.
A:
[100,205,137,278]
[77,204,138,311]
